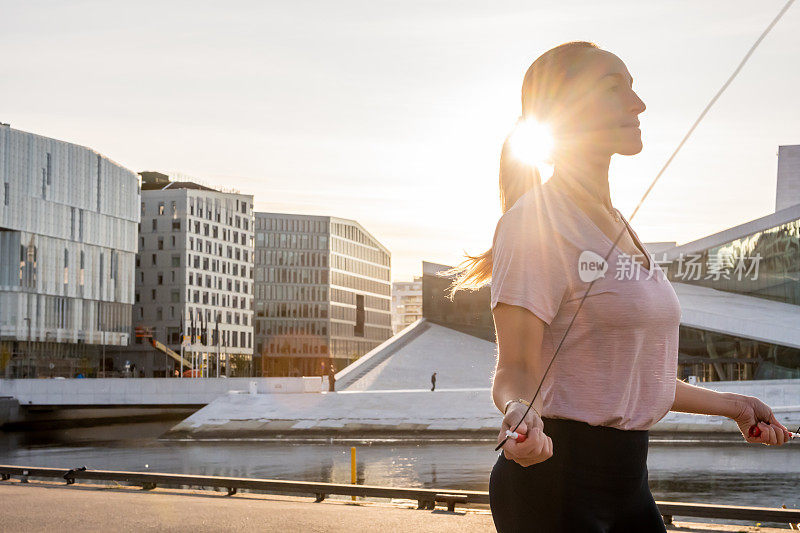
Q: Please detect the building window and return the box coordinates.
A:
[172,255,180,267]
[158,237,164,250]
[96,155,102,211]
[354,294,365,337]
[152,219,158,232]
[158,202,165,215]
[172,220,181,231]
[151,253,157,266]
[63,248,69,289]
[98,252,104,293]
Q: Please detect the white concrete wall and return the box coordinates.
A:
[0,376,322,406]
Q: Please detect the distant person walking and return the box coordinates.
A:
[443,41,793,532]
[430,372,437,391]
[328,364,336,392]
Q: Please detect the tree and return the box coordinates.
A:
[228,354,251,377]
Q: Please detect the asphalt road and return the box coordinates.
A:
[0,482,790,532]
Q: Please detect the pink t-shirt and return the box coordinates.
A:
[490,181,681,431]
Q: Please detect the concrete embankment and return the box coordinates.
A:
[162,381,800,440]
[0,481,791,532]
[0,397,19,426]
[162,388,499,439]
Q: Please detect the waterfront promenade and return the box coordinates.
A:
[0,481,792,532]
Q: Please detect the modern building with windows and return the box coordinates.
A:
[122,172,254,377]
[391,276,423,334]
[253,213,392,376]
[0,124,139,378]
[657,146,800,381]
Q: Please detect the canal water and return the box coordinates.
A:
[1,421,797,527]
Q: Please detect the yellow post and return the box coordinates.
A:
[350,446,357,501]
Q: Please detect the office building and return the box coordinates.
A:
[391,276,423,334]
[253,213,392,376]
[123,172,254,377]
[0,124,139,378]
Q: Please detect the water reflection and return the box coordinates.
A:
[1,421,798,512]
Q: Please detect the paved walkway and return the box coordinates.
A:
[0,482,791,532]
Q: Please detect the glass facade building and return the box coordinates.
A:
[0,124,139,378]
[665,215,800,306]
[661,203,800,382]
[253,213,392,376]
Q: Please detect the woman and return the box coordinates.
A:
[444,41,794,532]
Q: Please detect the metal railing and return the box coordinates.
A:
[1,464,799,523]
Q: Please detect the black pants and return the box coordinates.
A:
[489,417,667,533]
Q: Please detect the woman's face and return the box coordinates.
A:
[551,49,646,158]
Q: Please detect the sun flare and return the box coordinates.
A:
[509,119,555,180]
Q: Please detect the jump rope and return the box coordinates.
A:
[496,0,799,452]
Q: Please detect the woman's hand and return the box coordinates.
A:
[498,402,553,467]
[730,394,793,446]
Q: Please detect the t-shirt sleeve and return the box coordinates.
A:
[490,207,570,325]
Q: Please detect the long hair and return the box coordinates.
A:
[441,41,599,299]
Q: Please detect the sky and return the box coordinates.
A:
[3,1,799,282]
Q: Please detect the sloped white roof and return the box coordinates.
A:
[337,319,497,391]
[673,282,800,348]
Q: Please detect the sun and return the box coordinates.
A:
[509,119,555,179]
